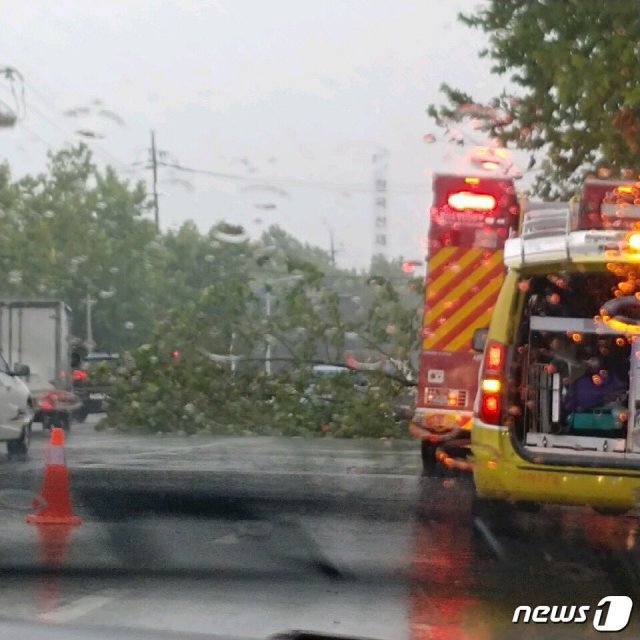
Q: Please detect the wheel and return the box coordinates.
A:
[75,405,89,423]
[421,440,438,476]
[60,412,71,432]
[42,412,71,431]
[41,414,52,431]
[7,422,31,461]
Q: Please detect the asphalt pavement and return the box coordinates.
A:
[1,417,640,639]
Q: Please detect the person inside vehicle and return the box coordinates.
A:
[537,334,579,386]
[539,286,572,317]
[562,356,627,415]
[596,336,630,383]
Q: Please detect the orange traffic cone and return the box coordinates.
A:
[27,427,82,526]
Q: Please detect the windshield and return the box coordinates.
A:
[3,2,640,640]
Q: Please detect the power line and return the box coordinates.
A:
[156,159,429,194]
[15,76,132,171]
[18,121,59,150]
[26,97,130,171]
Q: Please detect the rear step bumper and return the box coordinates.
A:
[473,423,640,509]
[435,438,473,472]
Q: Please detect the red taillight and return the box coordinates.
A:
[480,391,501,423]
[447,191,497,212]
[478,340,505,425]
[402,260,422,274]
[39,399,53,411]
[485,342,504,374]
[172,350,180,360]
[72,369,88,382]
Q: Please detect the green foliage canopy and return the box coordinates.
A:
[428,0,640,198]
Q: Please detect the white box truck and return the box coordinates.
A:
[0,300,81,430]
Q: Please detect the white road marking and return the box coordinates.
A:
[213,533,240,544]
[37,590,119,623]
[473,516,508,562]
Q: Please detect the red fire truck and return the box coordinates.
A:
[410,174,521,474]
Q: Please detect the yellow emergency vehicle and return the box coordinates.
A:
[472,179,640,513]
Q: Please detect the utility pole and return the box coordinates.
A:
[329,229,336,267]
[85,293,96,354]
[372,148,390,259]
[230,332,237,373]
[265,292,272,375]
[0,67,23,128]
[150,130,160,234]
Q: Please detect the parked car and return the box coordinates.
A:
[0,299,80,432]
[0,355,33,460]
[302,364,370,404]
[72,352,121,421]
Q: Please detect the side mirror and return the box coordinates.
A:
[12,363,30,377]
[472,328,488,353]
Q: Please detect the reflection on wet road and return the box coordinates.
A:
[1,422,640,638]
[410,475,640,639]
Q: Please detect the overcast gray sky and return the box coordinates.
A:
[1,0,523,269]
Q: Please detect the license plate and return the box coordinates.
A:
[89,393,106,400]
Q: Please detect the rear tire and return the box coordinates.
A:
[421,440,438,476]
[7,422,31,461]
[60,412,71,432]
[42,413,71,432]
[75,406,89,423]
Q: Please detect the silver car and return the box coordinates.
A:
[0,355,33,460]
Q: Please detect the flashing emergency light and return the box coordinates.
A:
[447,191,497,212]
[628,233,640,251]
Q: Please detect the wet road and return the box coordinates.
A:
[0,418,640,639]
